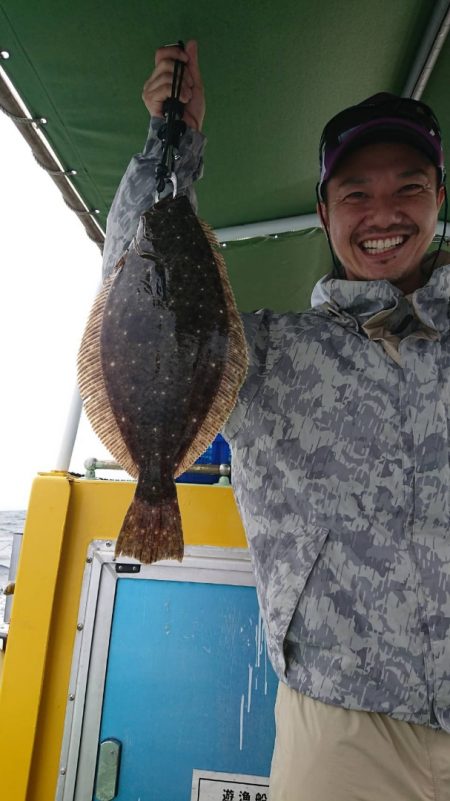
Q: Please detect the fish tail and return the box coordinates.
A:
[114,491,184,565]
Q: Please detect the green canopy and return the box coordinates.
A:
[0,0,448,309]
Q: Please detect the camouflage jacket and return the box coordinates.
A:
[103,119,450,732]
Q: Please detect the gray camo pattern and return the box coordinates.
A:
[102,117,205,280]
[103,119,450,732]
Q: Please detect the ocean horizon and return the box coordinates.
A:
[0,509,25,620]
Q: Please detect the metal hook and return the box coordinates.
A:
[155,171,178,203]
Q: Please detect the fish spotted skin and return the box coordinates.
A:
[94,194,247,563]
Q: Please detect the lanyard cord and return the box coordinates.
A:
[155,41,187,198]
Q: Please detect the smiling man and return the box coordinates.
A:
[103,57,450,800]
[316,94,446,293]
[321,142,444,289]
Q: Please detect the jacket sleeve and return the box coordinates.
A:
[102,117,207,280]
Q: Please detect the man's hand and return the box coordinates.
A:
[142,40,205,132]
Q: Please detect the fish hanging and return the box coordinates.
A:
[77,194,248,563]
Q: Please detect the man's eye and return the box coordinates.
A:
[399,183,423,194]
[344,191,367,202]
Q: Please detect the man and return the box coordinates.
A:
[103,42,450,801]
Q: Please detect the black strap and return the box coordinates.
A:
[155,41,187,196]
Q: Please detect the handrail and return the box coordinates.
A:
[84,457,231,484]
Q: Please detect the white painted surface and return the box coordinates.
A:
[191,770,269,801]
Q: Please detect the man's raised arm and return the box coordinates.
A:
[102,40,207,280]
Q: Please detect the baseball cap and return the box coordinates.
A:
[317,92,446,201]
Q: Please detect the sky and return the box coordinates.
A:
[0,111,128,510]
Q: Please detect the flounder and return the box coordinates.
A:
[78,195,248,563]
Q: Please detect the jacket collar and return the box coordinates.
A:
[311,253,450,334]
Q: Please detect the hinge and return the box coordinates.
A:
[115,563,141,574]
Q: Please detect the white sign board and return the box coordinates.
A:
[191,770,269,801]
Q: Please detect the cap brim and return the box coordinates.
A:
[328,123,438,180]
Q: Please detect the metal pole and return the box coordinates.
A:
[402,1,450,99]
[215,214,320,242]
[55,279,102,472]
[54,385,83,471]
[215,215,447,244]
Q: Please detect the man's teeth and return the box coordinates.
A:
[361,236,406,253]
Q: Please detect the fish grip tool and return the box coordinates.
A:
[155,40,187,199]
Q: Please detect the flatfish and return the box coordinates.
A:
[78,195,248,563]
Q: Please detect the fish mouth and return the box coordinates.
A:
[357,234,411,258]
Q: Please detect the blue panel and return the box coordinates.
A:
[176,434,231,484]
[96,578,277,801]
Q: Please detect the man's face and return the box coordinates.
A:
[318,141,445,293]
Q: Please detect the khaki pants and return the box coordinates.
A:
[269,682,450,801]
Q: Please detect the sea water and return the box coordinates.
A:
[0,510,25,620]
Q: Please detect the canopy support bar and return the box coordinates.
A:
[215,214,319,242]
[215,216,447,243]
[402,0,450,99]
[54,386,83,472]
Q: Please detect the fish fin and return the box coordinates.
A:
[77,273,138,478]
[115,494,184,565]
[175,221,249,476]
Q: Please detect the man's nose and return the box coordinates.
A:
[366,195,403,227]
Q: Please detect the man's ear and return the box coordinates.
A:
[437,184,446,212]
[316,201,329,231]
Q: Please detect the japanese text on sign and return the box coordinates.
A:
[221,791,267,800]
[191,770,269,801]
